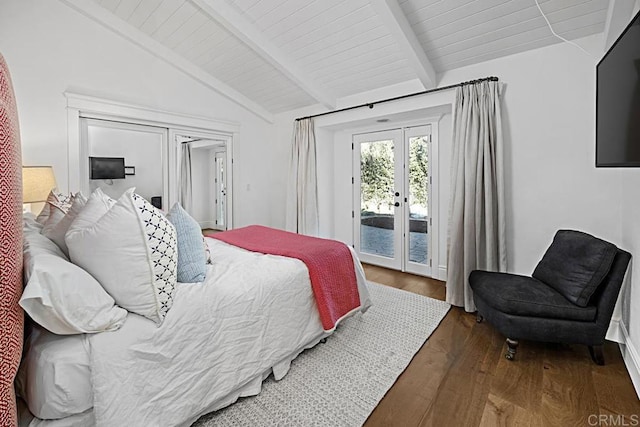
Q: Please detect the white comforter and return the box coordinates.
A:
[87,238,371,427]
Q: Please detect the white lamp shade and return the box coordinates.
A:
[22,166,57,203]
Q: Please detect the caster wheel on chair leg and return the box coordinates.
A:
[505,338,519,361]
[476,314,483,323]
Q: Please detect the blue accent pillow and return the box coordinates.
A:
[167,203,207,283]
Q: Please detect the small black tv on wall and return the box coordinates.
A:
[90,157,125,179]
[596,9,640,167]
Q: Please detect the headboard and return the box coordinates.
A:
[0,52,24,426]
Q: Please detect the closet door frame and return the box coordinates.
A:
[66,93,238,228]
[79,118,169,203]
[170,129,234,230]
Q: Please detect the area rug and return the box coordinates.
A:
[193,282,450,427]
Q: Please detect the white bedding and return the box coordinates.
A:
[16,326,92,420]
[67,238,371,427]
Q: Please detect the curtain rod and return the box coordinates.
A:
[295,76,499,122]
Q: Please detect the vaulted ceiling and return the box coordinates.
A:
[67,0,609,118]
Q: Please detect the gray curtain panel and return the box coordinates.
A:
[446,81,507,312]
[285,118,319,236]
[180,142,193,214]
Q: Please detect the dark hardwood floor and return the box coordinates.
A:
[362,264,640,427]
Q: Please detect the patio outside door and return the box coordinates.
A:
[353,125,433,277]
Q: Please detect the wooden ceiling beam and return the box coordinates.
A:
[192,0,336,110]
[603,0,636,50]
[371,0,437,89]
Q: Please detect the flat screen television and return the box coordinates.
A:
[596,9,640,167]
[90,157,125,179]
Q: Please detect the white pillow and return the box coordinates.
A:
[23,213,43,234]
[67,188,115,234]
[42,193,88,256]
[66,188,177,324]
[20,229,128,335]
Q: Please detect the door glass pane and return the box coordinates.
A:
[408,136,428,264]
[360,140,395,258]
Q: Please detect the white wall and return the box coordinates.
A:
[0,0,276,228]
[613,0,640,396]
[439,33,621,275]
[619,174,640,393]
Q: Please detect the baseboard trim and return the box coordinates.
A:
[606,318,624,343]
[199,221,216,229]
[619,321,640,398]
[438,265,447,282]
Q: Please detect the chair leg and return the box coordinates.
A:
[589,345,605,366]
[476,313,483,323]
[505,338,519,361]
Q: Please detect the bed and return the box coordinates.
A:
[19,235,371,426]
[0,54,371,426]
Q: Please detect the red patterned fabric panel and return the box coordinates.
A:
[0,52,23,427]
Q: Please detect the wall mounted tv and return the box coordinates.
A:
[596,9,640,167]
[90,157,125,179]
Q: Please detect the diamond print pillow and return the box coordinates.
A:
[42,192,88,257]
[36,190,72,224]
[66,188,177,324]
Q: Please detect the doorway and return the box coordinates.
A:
[212,149,227,230]
[174,133,233,231]
[353,125,435,277]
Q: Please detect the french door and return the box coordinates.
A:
[353,125,434,276]
[212,150,227,230]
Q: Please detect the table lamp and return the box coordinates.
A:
[22,166,56,213]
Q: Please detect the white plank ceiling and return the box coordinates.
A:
[89,0,609,114]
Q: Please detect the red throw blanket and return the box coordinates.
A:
[210,225,361,331]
